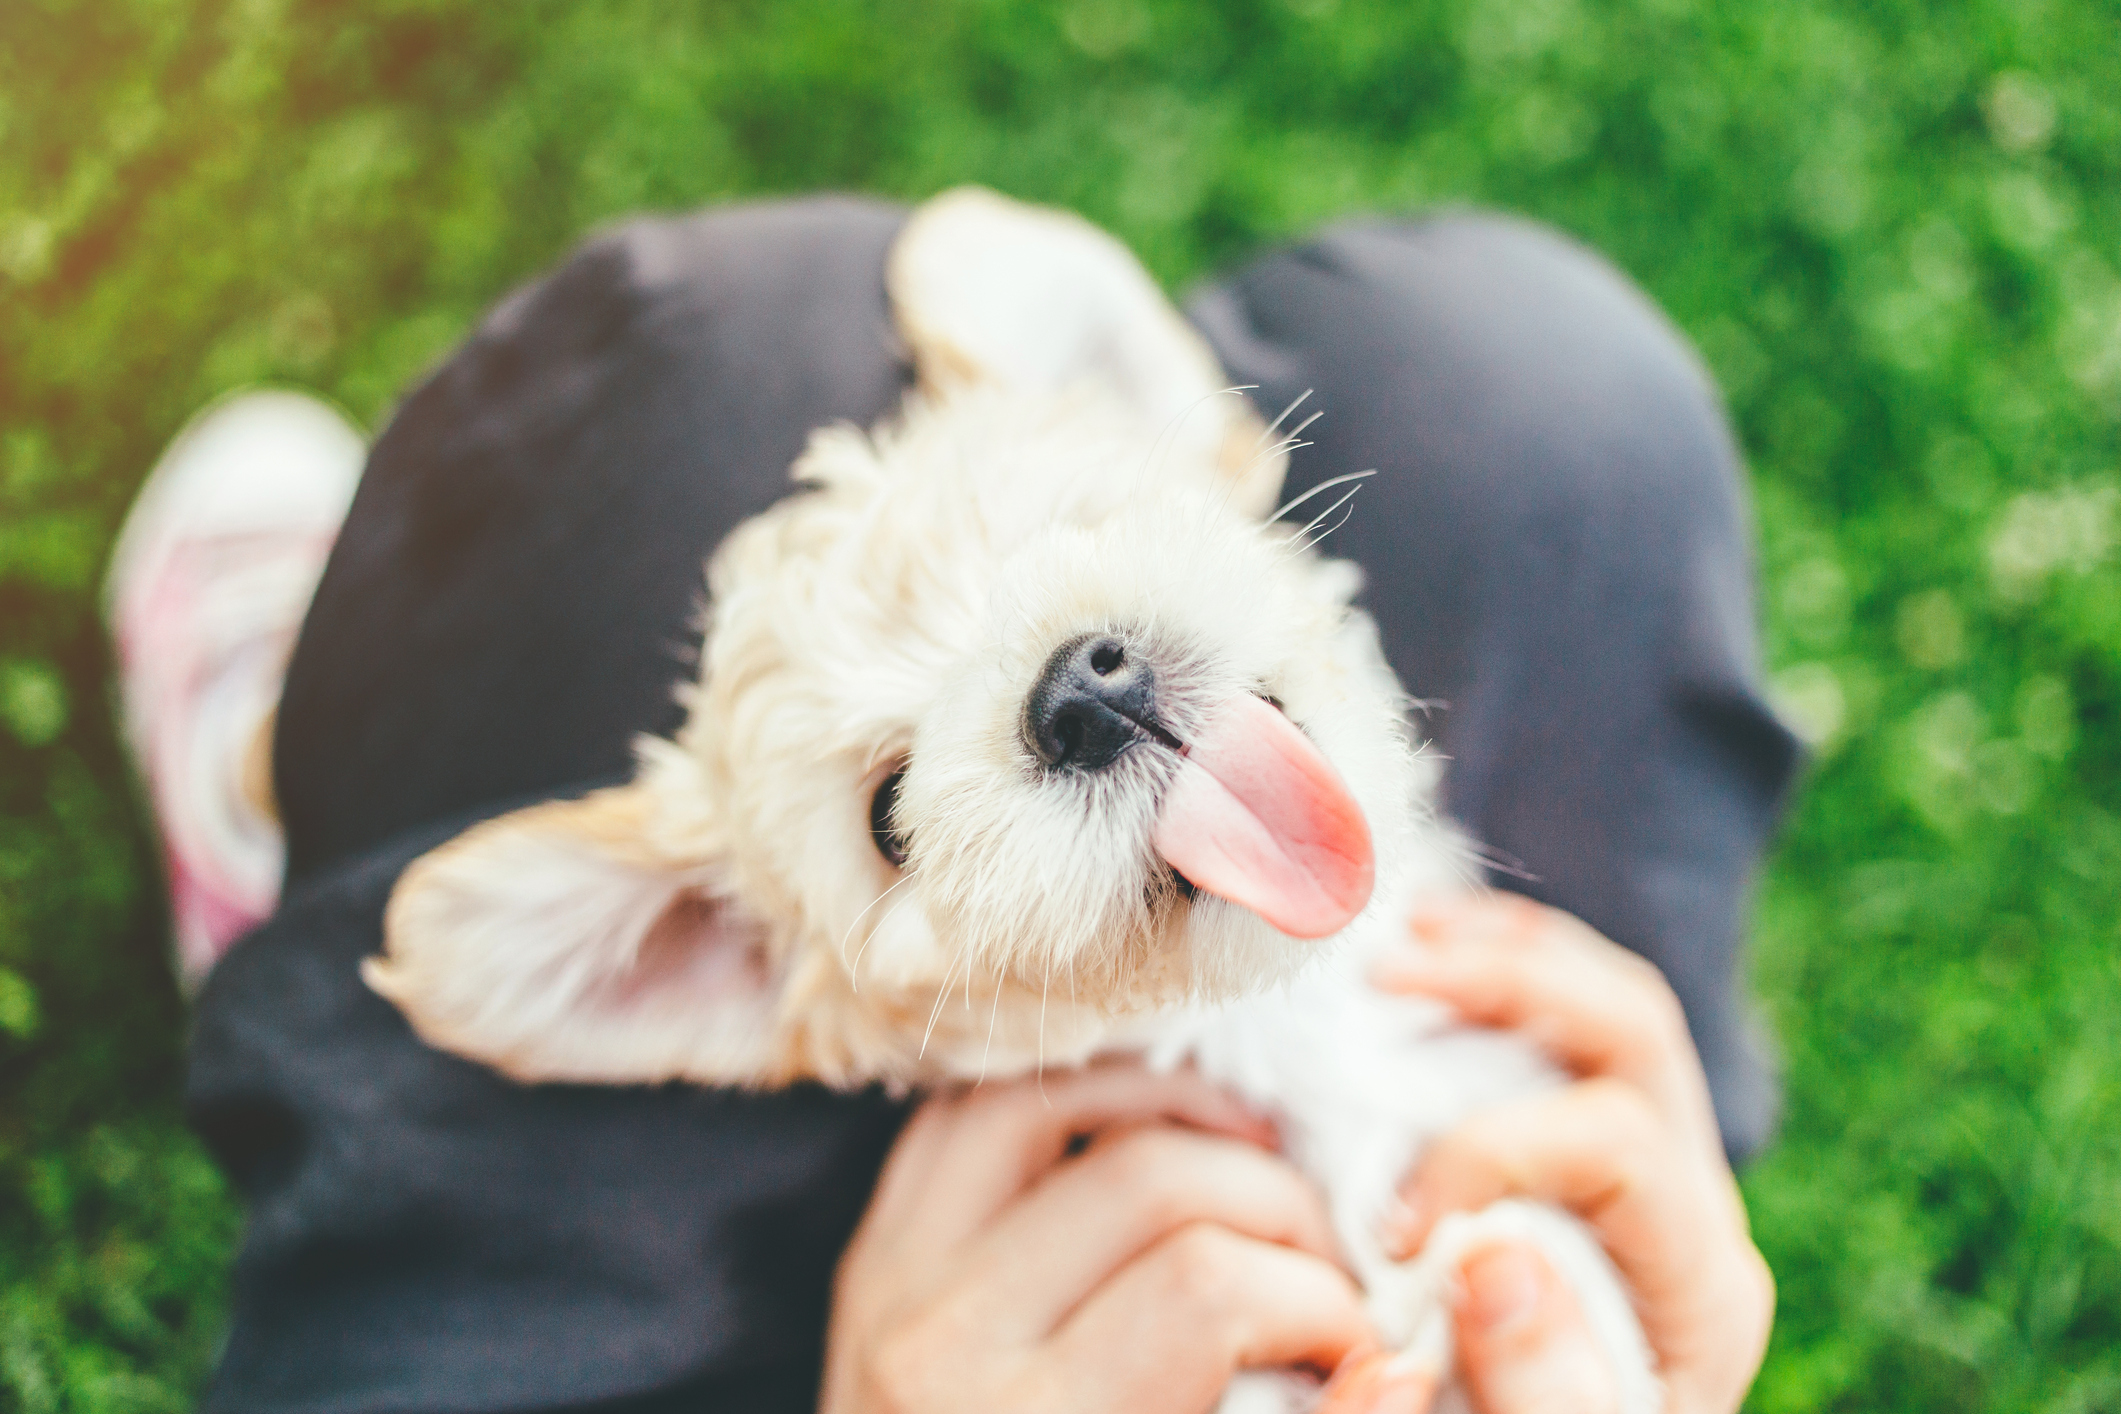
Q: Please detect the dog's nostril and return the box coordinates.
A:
[1053,712,1086,763]
[1024,633,1161,772]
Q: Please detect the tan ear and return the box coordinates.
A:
[889,185,1285,517]
[363,783,784,1087]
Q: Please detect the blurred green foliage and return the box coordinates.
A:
[2,0,2117,1409]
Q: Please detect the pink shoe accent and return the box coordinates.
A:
[105,390,365,990]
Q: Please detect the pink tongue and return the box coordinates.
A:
[1151,695,1375,939]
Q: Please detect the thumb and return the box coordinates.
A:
[1455,1242,1622,1414]
[1316,1349,1440,1414]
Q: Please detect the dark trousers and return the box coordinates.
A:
[191,196,1798,1414]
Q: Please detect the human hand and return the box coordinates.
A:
[1313,1235,1659,1414]
[1328,895,1774,1414]
[819,1064,1374,1414]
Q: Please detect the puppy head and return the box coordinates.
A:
[366,381,1427,1090]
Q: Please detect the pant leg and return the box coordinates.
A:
[1188,213,1801,1161]
[198,197,918,1414]
[275,195,913,884]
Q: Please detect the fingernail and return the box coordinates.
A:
[1460,1245,1543,1334]
[1381,1349,1440,1381]
[1367,1369,1437,1414]
[1405,905,1463,943]
[1373,939,1468,997]
[1325,1348,1438,1414]
[1379,1193,1425,1259]
[1370,956,1436,999]
[1321,1349,1387,1409]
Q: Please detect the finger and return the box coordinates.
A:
[1384,1081,1768,1367]
[863,1064,1276,1252]
[1387,1079,1687,1273]
[953,1124,1344,1339]
[1049,1222,1373,1410]
[1453,1241,1621,1414]
[1386,896,1697,1094]
[1318,1350,1441,1414]
[1378,896,1720,1157]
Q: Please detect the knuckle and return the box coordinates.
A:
[1481,947,1536,999]
[870,1320,950,1412]
[1495,895,1550,948]
[1525,899,1577,944]
[1104,1128,1290,1237]
[1603,982,1692,1075]
[1502,893,1546,925]
[1615,955,1687,1030]
[1573,1076,1661,1141]
[1578,1072,1654,1127]
[1618,943,1671,990]
[1156,1222,1241,1314]
[1632,971,1692,1044]
[1102,1129,1193,1212]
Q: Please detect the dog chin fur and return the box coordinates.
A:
[363,187,1661,1412]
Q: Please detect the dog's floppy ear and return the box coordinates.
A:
[890,186,1284,517]
[363,778,784,1087]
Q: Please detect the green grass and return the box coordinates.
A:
[3,0,2117,1409]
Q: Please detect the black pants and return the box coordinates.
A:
[190,196,1798,1414]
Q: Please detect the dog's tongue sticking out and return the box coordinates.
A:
[1151,695,1374,939]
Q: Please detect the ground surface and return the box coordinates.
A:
[2,1,2117,1410]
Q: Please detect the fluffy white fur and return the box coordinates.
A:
[364,188,1660,1412]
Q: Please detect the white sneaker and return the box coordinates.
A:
[104,390,365,990]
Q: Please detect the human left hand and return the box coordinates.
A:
[1315,894,1774,1414]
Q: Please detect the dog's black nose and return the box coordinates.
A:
[1024,635,1159,772]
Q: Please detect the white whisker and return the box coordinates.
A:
[839,871,916,985]
[921,943,967,1060]
[1272,468,1375,524]
[1284,483,1366,555]
[977,975,1006,1085]
[1294,493,1362,553]
[1037,957,1053,1107]
[1257,388,1314,451]
[856,886,924,989]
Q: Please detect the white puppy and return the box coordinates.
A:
[365,188,1659,1413]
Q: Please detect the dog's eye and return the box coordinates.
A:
[870,767,910,868]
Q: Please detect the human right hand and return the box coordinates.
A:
[819,1064,1373,1414]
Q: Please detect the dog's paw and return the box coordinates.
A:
[1367,1198,1663,1414]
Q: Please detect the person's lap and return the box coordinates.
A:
[189,194,1795,1414]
